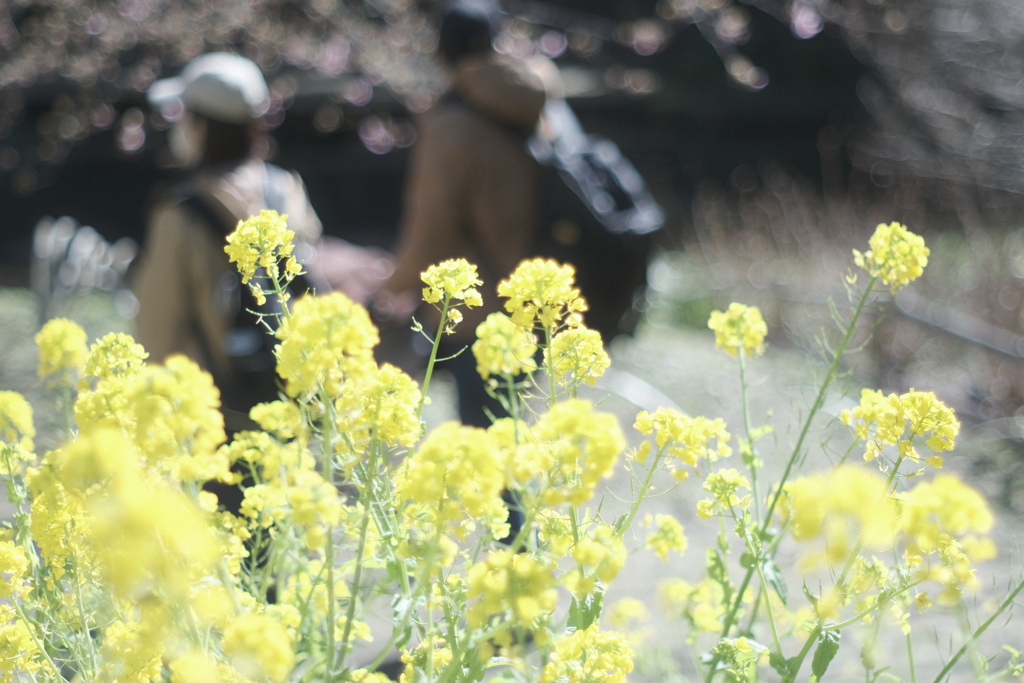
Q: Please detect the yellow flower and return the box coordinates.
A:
[334,362,422,450]
[275,291,379,399]
[399,639,452,683]
[853,221,929,292]
[421,258,483,307]
[541,625,634,683]
[0,540,30,599]
[0,390,35,458]
[567,523,626,595]
[633,407,731,479]
[395,422,507,536]
[466,550,557,631]
[532,399,626,507]
[97,616,166,683]
[777,466,897,569]
[658,577,727,636]
[707,303,767,357]
[497,258,587,330]
[544,326,610,389]
[607,598,650,631]
[0,605,42,680]
[644,513,688,560]
[224,209,296,288]
[841,388,959,469]
[472,312,538,379]
[35,317,88,381]
[83,332,148,381]
[697,468,751,518]
[223,613,295,683]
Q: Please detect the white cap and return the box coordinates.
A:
[148,53,270,124]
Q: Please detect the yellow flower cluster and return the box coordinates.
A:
[853,221,929,293]
[540,625,634,683]
[634,407,731,481]
[0,605,41,680]
[400,638,453,683]
[472,312,538,379]
[545,327,610,390]
[395,422,507,536]
[466,550,557,635]
[658,578,728,636]
[0,540,29,600]
[83,331,149,381]
[899,475,995,602]
[707,303,767,358]
[841,388,959,469]
[644,513,688,561]
[275,291,379,398]
[531,399,626,506]
[35,316,88,381]
[0,390,35,461]
[421,258,483,307]
[778,466,896,568]
[566,522,625,596]
[696,468,751,519]
[224,209,299,304]
[222,613,295,683]
[334,362,422,452]
[497,258,587,330]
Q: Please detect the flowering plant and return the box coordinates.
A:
[1,216,1018,683]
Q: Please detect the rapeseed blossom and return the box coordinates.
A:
[707,303,767,357]
[334,362,421,450]
[696,468,751,518]
[659,578,728,636]
[545,326,610,390]
[531,399,625,506]
[540,625,634,683]
[35,316,88,381]
[0,606,41,680]
[841,388,959,468]
[466,550,557,634]
[400,639,453,683]
[275,291,378,398]
[853,221,929,292]
[395,422,507,536]
[778,466,897,568]
[634,407,731,481]
[223,613,295,683]
[83,332,148,381]
[644,513,688,560]
[472,312,538,379]
[0,540,29,599]
[566,522,625,595]
[420,258,483,307]
[0,390,35,459]
[224,209,299,304]
[497,258,587,330]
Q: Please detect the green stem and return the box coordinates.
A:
[931,577,1024,683]
[706,276,878,683]
[545,325,557,409]
[12,595,65,681]
[748,536,782,655]
[321,389,339,683]
[616,445,666,538]
[906,631,917,683]
[417,296,451,423]
[738,348,762,526]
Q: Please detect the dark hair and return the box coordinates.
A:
[200,116,255,166]
[438,3,494,64]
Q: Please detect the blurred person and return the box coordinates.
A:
[135,52,391,429]
[377,0,559,428]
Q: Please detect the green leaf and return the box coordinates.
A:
[611,513,629,535]
[567,583,604,630]
[762,558,788,605]
[811,629,841,680]
[768,651,793,678]
[739,553,755,570]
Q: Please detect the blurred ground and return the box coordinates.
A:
[3,228,1024,680]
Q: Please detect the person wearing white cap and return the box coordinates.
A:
[133,52,326,428]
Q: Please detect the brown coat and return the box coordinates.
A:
[133,157,322,375]
[386,53,548,340]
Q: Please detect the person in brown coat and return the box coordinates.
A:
[379,3,555,427]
